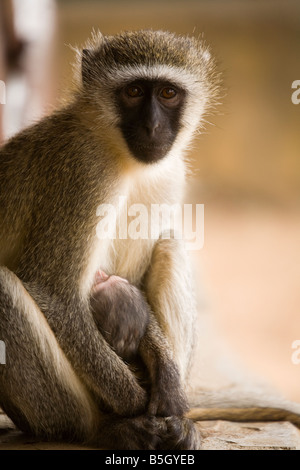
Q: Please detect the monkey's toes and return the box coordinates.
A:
[157,417,201,450]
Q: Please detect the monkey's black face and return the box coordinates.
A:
[117,80,186,164]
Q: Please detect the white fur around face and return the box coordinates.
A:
[94,63,212,160]
[106,64,201,91]
[106,63,210,116]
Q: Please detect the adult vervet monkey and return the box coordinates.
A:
[1,29,299,450]
[0,29,219,450]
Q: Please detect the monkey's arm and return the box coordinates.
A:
[135,235,197,416]
[61,313,149,416]
[138,313,189,417]
[25,283,148,418]
[143,235,197,382]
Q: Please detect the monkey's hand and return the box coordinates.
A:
[139,315,189,418]
[148,355,189,418]
[90,270,150,361]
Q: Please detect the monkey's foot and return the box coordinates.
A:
[157,416,201,450]
[96,415,201,450]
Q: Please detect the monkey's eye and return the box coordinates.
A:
[160,87,177,99]
[126,86,144,98]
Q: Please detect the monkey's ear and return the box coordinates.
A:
[81,48,94,85]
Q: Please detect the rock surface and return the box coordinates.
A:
[1,410,300,450]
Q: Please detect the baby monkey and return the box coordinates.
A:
[90,270,150,362]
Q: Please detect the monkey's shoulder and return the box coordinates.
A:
[0,107,86,169]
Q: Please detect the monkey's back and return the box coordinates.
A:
[0,105,116,289]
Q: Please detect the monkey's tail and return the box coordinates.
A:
[186,388,300,427]
[187,406,300,427]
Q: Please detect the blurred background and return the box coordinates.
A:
[0,0,299,402]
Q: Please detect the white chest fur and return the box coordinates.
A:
[81,152,186,293]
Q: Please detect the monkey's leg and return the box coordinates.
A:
[0,267,198,449]
[143,235,197,382]
[0,266,99,441]
[136,316,201,449]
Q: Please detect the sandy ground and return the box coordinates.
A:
[187,196,300,403]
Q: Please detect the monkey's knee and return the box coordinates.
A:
[0,267,98,440]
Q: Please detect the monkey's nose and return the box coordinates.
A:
[145,121,160,138]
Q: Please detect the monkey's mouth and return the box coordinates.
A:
[128,142,172,164]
